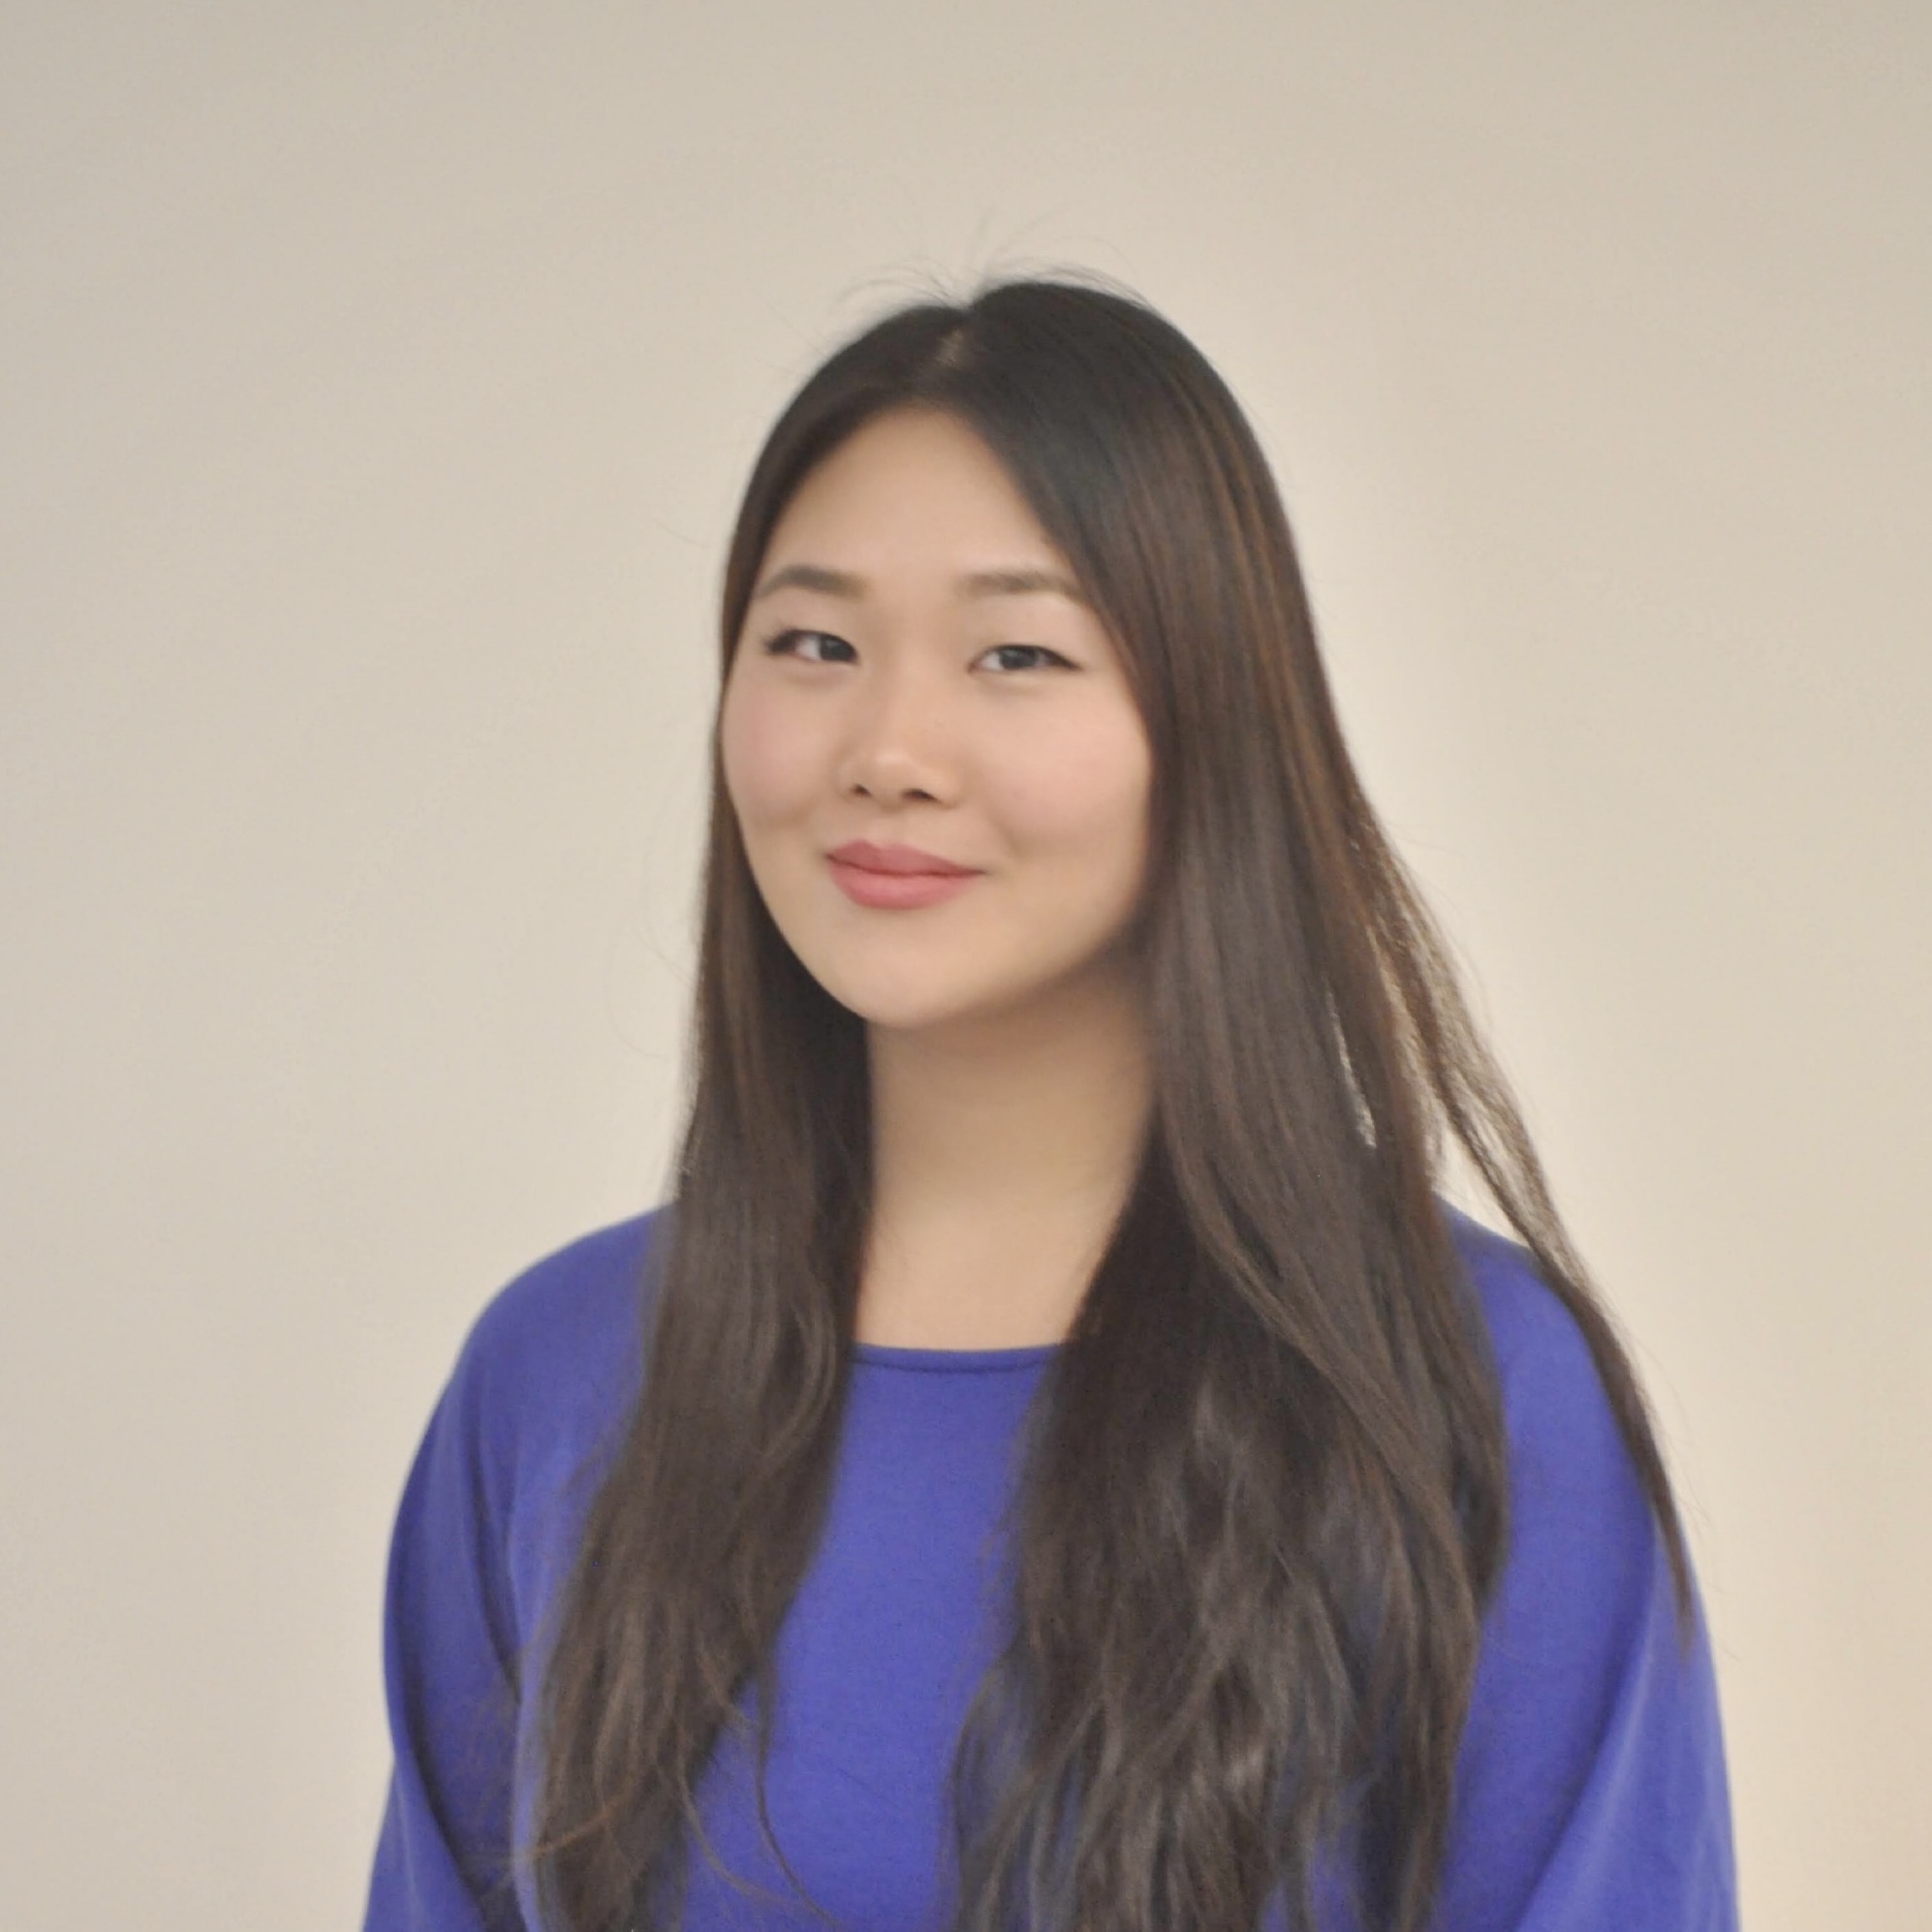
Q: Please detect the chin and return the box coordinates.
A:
[826,987,989,1034]
[803,960,1008,1034]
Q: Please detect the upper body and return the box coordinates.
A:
[363,1201,1736,1932]
[367,277,1738,1932]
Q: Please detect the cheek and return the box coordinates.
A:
[719,679,820,827]
[990,710,1152,865]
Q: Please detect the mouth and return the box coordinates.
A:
[827,839,979,876]
[826,853,982,911]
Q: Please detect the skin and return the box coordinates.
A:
[719,405,1157,1348]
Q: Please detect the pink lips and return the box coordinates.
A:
[827,840,982,910]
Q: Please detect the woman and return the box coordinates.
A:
[364,276,1737,1932]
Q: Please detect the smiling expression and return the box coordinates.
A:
[719,406,1155,1039]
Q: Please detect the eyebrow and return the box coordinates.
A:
[749,562,1089,606]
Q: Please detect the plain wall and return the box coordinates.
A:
[4,4,1927,1925]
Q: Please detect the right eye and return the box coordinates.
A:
[762,628,856,665]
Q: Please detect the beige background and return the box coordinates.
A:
[4,4,1927,1926]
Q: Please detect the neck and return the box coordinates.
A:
[857,962,1154,1348]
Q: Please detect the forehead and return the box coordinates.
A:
[762,408,1066,569]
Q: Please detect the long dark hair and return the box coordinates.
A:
[530,273,1688,1932]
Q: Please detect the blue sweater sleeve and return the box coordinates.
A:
[1431,1221,1738,1932]
[363,1217,655,1932]
[364,1317,531,1932]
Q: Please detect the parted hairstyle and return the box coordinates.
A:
[528,273,1688,1932]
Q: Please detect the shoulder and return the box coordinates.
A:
[1442,1200,1660,1615]
[1444,1202,1600,1391]
[1444,1203,1636,1466]
[439,1207,670,1496]
[461,1208,667,1384]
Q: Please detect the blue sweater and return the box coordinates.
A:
[363,1206,1737,1931]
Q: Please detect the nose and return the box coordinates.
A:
[834,658,959,807]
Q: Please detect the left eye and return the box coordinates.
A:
[979,644,1070,672]
[763,629,856,664]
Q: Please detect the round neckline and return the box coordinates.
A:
[850,1337,1066,1372]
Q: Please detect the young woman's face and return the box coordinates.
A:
[720,406,1153,1039]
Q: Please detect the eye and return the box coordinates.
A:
[977,643,1075,673]
[762,628,856,665]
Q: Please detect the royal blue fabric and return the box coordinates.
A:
[363,1205,1737,1931]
